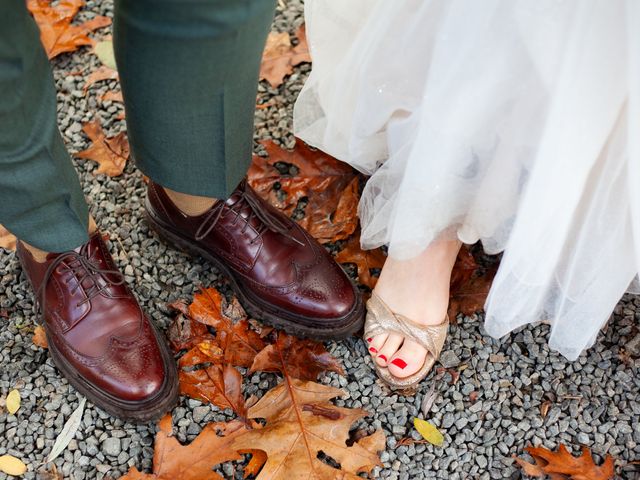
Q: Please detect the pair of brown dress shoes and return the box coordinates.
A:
[17,180,364,422]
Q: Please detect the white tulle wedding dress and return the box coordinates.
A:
[293,0,640,360]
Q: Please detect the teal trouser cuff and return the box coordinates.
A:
[114,0,276,198]
[0,0,89,253]
[0,0,276,252]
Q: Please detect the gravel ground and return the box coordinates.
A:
[2,1,640,479]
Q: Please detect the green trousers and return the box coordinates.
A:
[0,0,275,252]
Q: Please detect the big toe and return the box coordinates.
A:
[387,339,428,378]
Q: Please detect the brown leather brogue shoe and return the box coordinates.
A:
[17,232,178,422]
[145,180,364,339]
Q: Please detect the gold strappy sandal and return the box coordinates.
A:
[364,292,449,390]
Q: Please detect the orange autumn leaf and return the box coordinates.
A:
[227,379,385,480]
[298,175,360,244]
[26,0,111,59]
[334,231,386,290]
[0,225,17,252]
[260,25,311,88]
[250,331,344,381]
[448,261,497,320]
[101,90,123,103]
[240,450,268,479]
[179,364,247,420]
[450,246,479,294]
[248,140,359,243]
[75,119,129,176]
[514,444,615,480]
[83,65,119,93]
[120,414,245,480]
[33,325,49,349]
[188,288,266,368]
[167,301,216,352]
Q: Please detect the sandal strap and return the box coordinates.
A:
[364,292,449,360]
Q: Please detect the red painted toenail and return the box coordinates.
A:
[378,355,387,362]
[369,347,377,354]
[366,338,373,342]
[391,359,407,369]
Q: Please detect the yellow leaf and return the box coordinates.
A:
[94,40,117,70]
[6,389,20,415]
[0,455,27,476]
[413,418,444,447]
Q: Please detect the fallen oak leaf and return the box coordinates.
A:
[75,119,129,177]
[226,379,384,479]
[335,231,386,290]
[0,224,16,252]
[248,139,358,243]
[121,414,246,480]
[188,288,266,368]
[167,307,215,352]
[240,450,268,479]
[83,65,119,93]
[33,325,49,349]
[250,331,344,381]
[26,0,111,59]
[260,25,311,88]
[177,340,222,369]
[179,364,247,420]
[297,175,360,244]
[450,246,478,293]
[448,263,497,320]
[101,90,124,103]
[514,444,615,480]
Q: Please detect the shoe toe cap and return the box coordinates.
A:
[294,264,359,319]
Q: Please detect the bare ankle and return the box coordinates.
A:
[23,215,99,263]
[374,238,462,324]
[162,187,217,216]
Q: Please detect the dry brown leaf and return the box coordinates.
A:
[121,414,245,480]
[75,119,129,176]
[514,444,615,480]
[188,288,266,368]
[228,379,384,479]
[248,139,359,243]
[33,325,49,349]
[167,302,215,352]
[448,266,497,322]
[240,450,268,479]
[179,364,247,419]
[101,90,123,103]
[450,247,479,293]
[84,65,119,93]
[298,175,360,244]
[260,25,311,88]
[250,331,344,381]
[334,231,386,290]
[26,0,111,59]
[0,225,16,252]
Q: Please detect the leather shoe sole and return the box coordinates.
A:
[44,320,178,423]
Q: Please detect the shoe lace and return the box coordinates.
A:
[36,251,126,322]
[194,187,304,246]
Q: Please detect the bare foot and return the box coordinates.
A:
[367,238,462,378]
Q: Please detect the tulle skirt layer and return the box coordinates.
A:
[293,0,640,359]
